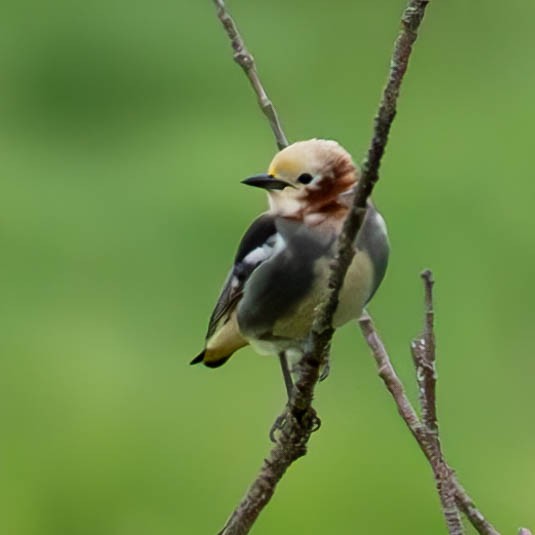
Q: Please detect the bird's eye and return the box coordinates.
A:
[297,173,313,184]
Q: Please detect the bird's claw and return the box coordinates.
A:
[269,407,322,442]
[269,410,288,443]
[310,411,322,432]
[319,359,330,382]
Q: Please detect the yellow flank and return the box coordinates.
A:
[204,311,248,363]
[272,249,373,339]
[333,249,373,327]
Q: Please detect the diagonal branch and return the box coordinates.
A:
[359,272,510,535]
[361,273,464,534]
[212,0,288,150]
[309,0,430,353]
[214,1,430,534]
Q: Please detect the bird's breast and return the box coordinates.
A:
[238,247,374,356]
[270,249,374,339]
[236,206,387,356]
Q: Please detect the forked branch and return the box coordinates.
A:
[360,273,532,534]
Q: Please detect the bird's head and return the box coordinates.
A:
[242,139,358,217]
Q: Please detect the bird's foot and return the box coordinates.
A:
[269,406,321,443]
[319,358,330,382]
[318,343,332,382]
[269,409,288,443]
[306,408,322,433]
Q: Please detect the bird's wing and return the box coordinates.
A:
[205,213,278,339]
[355,202,390,302]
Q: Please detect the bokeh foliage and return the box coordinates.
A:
[1,1,534,533]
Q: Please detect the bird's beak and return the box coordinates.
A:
[242,174,294,190]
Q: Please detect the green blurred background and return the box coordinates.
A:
[1,0,534,533]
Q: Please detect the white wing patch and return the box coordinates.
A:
[243,244,272,265]
[242,234,283,267]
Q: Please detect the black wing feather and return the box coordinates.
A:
[205,213,277,339]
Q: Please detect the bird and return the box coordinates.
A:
[191,138,389,395]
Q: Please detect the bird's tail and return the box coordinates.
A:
[190,349,231,368]
[190,351,205,365]
[191,313,248,368]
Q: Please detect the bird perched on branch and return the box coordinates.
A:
[192,139,389,394]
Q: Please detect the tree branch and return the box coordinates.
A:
[360,320,460,534]
[312,0,430,342]
[214,1,430,534]
[359,272,519,535]
[411,269,438,432]
[212,0,288,150]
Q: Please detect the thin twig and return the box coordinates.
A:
[411,269,438,431]
[215,1,430,533]
[212,0,288,149]
[359,273,505,535]
[360,313,463,535]
[412,273,463,533]
[409,271,462,532]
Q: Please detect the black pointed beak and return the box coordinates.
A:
[241,174,294,190]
